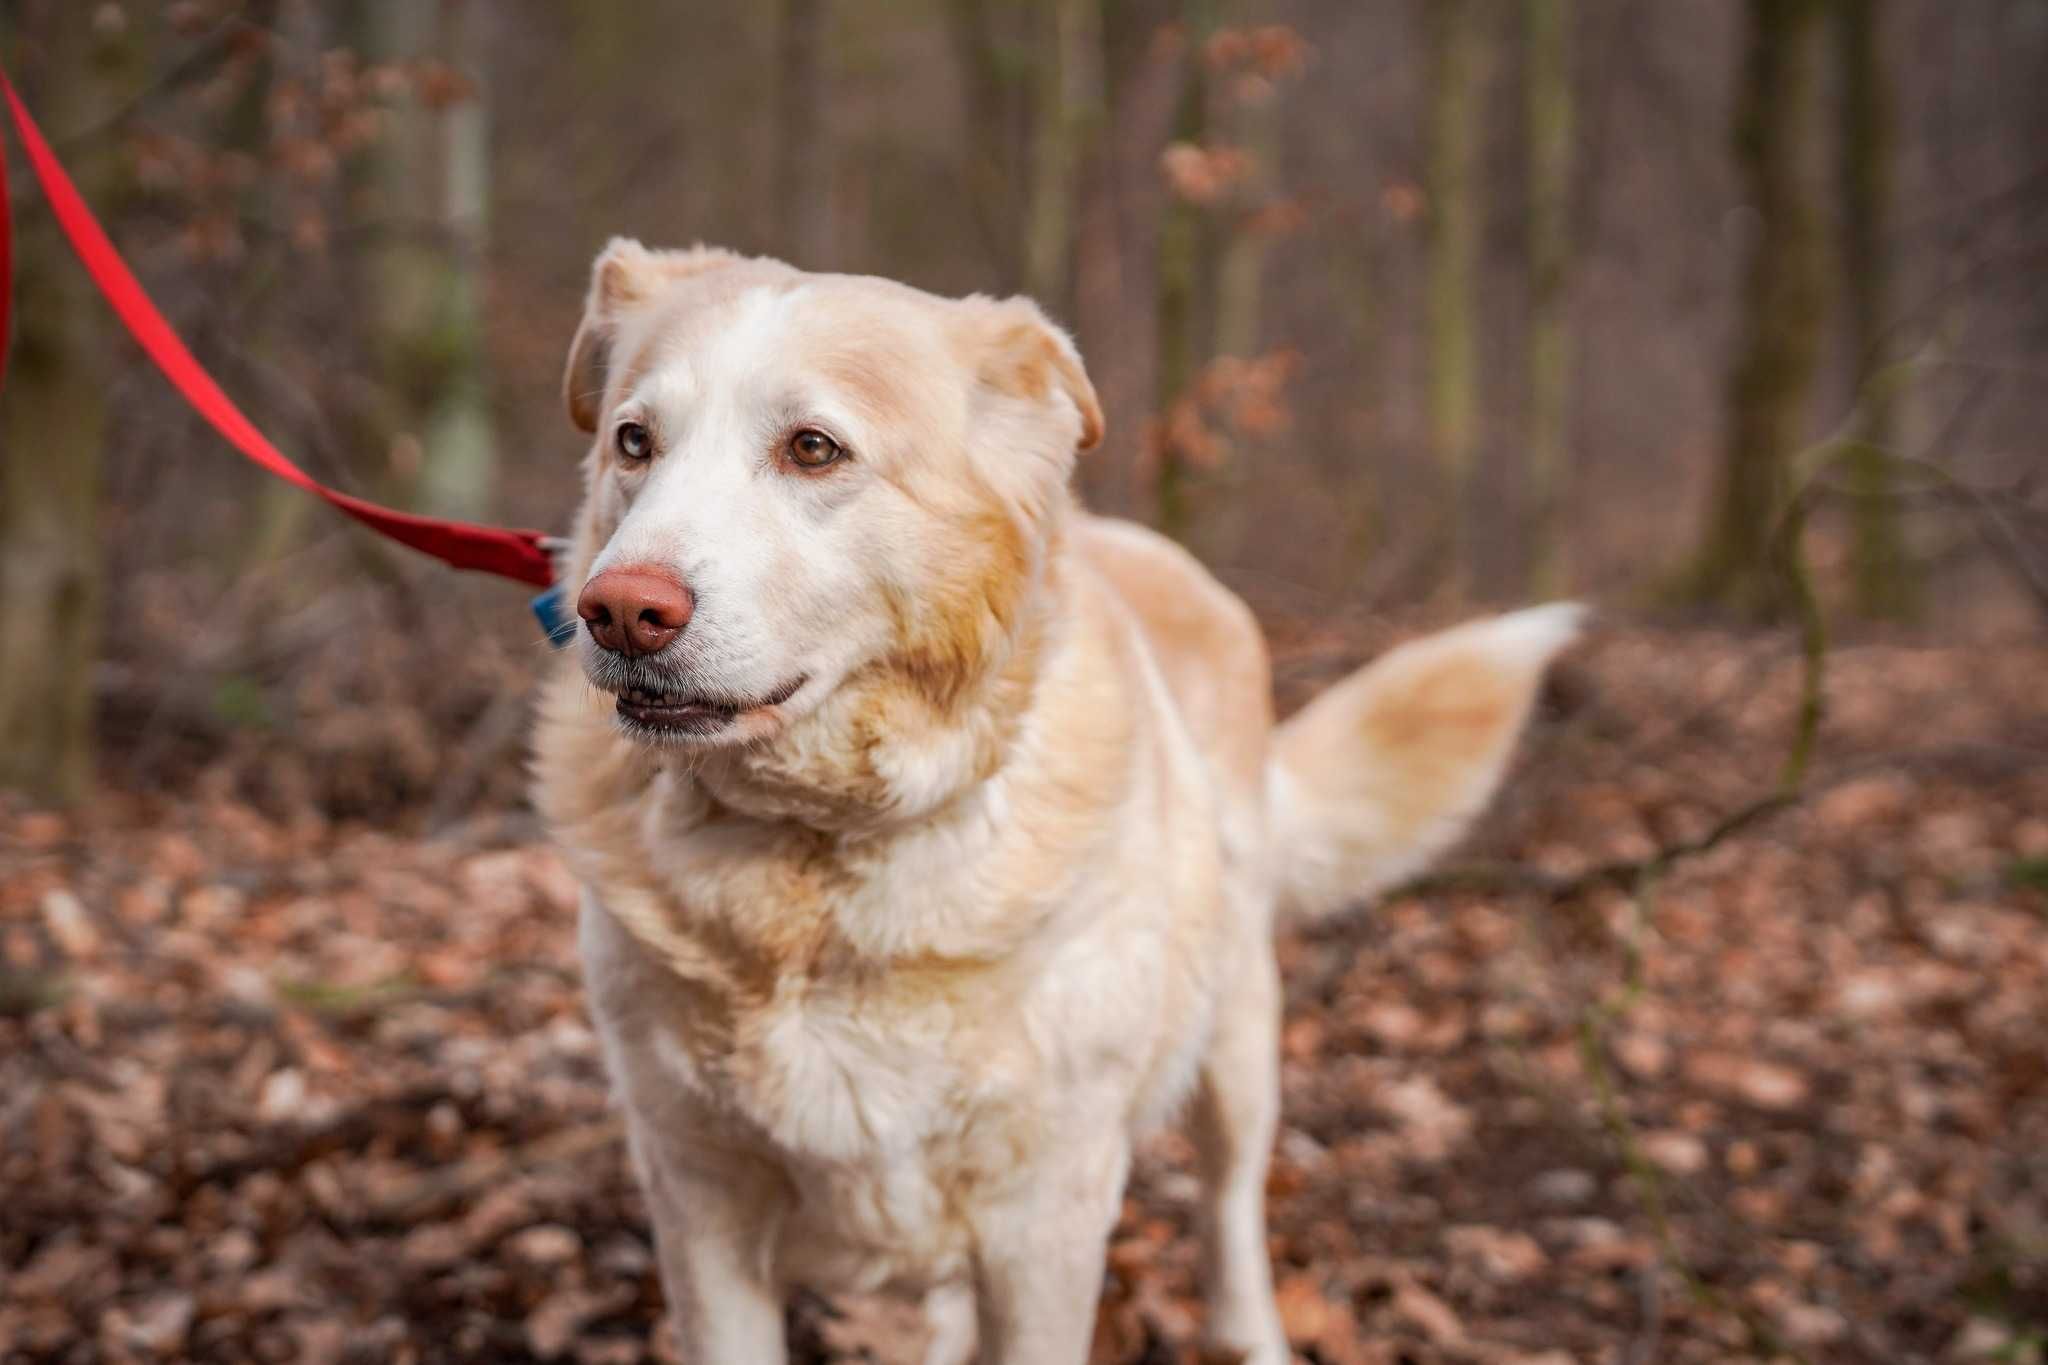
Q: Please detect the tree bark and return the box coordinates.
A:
[1835,0,1914,618]
[1339,217,1385,583]
[776,0,834,268]
[0,7,117,803]
[1211,91,1276,362]
[1688,0,1830,616]
[1424,0,1486,599]
[359,0,496,521]
[1152,1,1215,540]
[1022,0,1090,308]
[1524,0,1573,596]
[235,0,321,571]
[1071,1,1188,519]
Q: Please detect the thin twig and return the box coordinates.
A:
[1773,492,1827,792]
[367,1116,626,1224]
[1391,791,1799,903]
[1580,996,1813,1365]
[1622,1261,1664,1365]
[53,17,265,153]
[1571,429,1846,1363]
[1874,449,2048,615]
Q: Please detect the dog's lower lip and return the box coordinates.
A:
[612,677,805,733]
[615,696,734,733]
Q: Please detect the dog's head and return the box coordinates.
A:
[558,239,1102,761]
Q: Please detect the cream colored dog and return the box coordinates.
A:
[533,240,1578,1364]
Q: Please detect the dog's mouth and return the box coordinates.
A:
[609,675,807,738]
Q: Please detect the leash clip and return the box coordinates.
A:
[532,538,577,648]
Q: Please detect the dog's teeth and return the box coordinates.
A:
[618,686,713,710]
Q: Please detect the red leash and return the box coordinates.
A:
[0,69,556,588]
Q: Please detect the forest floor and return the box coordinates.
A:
[2,618,2046,1364]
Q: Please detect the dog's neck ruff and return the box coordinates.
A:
[685,540,1068,837]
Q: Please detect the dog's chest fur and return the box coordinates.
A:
[535,572,1232,1291]
[559,743,1220,1290]
[580,887,1095,1288]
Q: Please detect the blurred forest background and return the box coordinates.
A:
[0,0,2043,807]
[3,2,2048,1362]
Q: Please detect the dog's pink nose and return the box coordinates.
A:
[577,567,694,657]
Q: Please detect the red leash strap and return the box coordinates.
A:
[0,69,556,588]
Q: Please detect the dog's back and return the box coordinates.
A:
[1079,513,1580,921]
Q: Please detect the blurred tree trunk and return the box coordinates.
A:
[360,0,495,521]
[1200,9,1292,565]
[221,4,280,200]
[232,0,318,571]
[1022,0,1090,307]
[1070,1,1127,511]
[948,0,1083,303]
[947,0,1027,289]
[1688,0,1830,615]
[1835,0,1914,618]
[1340,216,1385,583]
[566,4,638,217]
[1212,78,1276,361]
[1072,1,1187,519]
[0,8,119,803]
[1524,0,1572,596]
[1153,0,1215,541]
[1424,0,1486,600]
[776,0,833,267]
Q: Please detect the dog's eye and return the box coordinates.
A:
[788,429,844,469]
[616,422,654,462]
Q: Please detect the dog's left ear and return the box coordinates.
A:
[563,238,741,432]
[958,296,1105,455]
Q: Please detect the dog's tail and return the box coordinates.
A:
[1268,604,1583,921]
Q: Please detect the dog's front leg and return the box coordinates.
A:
[627,1116,789,1362]
[968,1135,1129,1364]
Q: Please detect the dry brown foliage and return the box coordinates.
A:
[4,619,2044,1361]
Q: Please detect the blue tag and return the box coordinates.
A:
[531,582,579,648]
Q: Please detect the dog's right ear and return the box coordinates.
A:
[563,238,741,432]
[955,295,1105,456]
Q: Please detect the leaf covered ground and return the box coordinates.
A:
[3,621,2046,1363]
